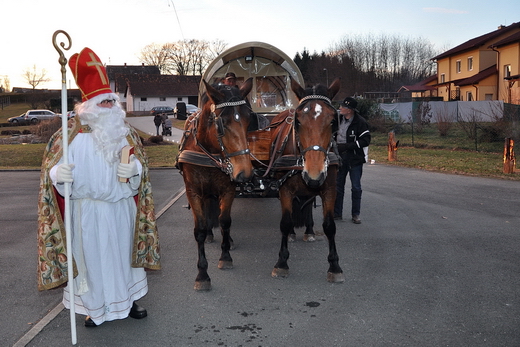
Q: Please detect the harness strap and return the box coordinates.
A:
[299,94,332,106]
[215,100,246,109]
[177,150,223,168]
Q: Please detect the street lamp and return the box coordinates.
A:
[323,68,328,86]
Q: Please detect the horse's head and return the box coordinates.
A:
[291,77,341,188]
[200,78,254,183]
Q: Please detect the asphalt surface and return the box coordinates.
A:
[2,118,520,346]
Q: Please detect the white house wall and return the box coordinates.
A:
[129,97,190,113]
[379,101,504,123]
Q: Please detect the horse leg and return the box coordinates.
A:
[321,190,345,283]
[217,191,234,270]
[302,198,316,242]
[205,198,219,243]
[189,196,213,291]
[272,189,293,278]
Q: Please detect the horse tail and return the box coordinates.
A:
[291,196,314,228]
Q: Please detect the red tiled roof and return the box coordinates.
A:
[454,65,497,86]
[432,22,520,60]
[489,31,520,48]
[400,75,437,92]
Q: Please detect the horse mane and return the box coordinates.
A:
[303,84,329,97]
[201,84,242,106]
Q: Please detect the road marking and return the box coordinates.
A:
[13,187,186,346]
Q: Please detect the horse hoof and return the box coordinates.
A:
[271,268,289,278]
[303,234,316,242]
[288,234,296,242]
[327,272,345,283]
[218,260,233,269]
[205,235,214,243]
[194,280,212,291]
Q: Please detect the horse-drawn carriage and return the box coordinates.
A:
[176,42,344,291]
[200,41,318,197]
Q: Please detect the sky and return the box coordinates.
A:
[1,0,519,90]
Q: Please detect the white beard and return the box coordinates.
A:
[76,98,129,164]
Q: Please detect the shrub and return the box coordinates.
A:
[34,118,62,143]
[1,129,21,135]
[148,135,163,144]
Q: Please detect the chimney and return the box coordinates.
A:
[498,25,506,29]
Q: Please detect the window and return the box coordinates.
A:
[467,57,473,71]
[456,60,461,73]
[440,74,445,83]
[160,97,166,101]
[466,92,473,101]
[177,97,183,101]
[504,64,511,78]
[141,97,147,101]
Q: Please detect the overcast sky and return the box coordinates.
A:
[2,0,518,90]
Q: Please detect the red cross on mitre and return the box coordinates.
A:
[69,47,113,101]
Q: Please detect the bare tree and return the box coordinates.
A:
[138,43,171,74]
[22,65,50,90]
[328,33,437,93]
[1,75,11,92]
[139,39,227,76]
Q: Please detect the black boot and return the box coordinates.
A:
[129,302,147,319]
[84,316,97,327]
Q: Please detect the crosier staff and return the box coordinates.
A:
[52,29,76,345]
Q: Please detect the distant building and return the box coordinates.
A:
[106,64,200,114]
[432,22,520,104]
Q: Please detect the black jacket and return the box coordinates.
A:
[335,112,371,167]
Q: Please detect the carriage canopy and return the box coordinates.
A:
[200,41,304,116]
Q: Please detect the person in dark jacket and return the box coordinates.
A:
[334,97,371,224]
[153,113,163,135]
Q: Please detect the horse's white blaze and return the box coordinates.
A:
[314,104,323,119]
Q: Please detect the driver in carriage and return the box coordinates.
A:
[222,72,238,87]
[220,71,269,131]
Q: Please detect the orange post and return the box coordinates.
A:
[503,138,516,174]
[388,132,398,161]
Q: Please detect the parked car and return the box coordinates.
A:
[23,109,61,124]
[150,106,174,116]
[186,104,200,115]
[7,113,28,124]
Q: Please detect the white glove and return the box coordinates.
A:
[55,163,75,183]
[117,154,139,179]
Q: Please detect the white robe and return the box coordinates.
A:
[51,132,147,325]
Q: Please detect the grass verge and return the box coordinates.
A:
[1,103,518,179]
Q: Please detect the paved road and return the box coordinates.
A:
[3,163,520,346]
[126,116,184,144]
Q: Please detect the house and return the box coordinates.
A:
[489,30,520,104]
[106,64,160,94]
[432,22,520,103]
[398,74,439,99]
[121,74,200,114]
[105,64,200,113]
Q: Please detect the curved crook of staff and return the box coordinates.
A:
[52,29,77,346]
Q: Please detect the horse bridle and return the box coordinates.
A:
[199,99,251,175]
[294,94,337,166]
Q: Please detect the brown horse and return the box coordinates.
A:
[177,78,254,291]
[268,77,345,283]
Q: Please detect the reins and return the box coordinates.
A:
[177,97,250,176]
[263,95,338,177]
